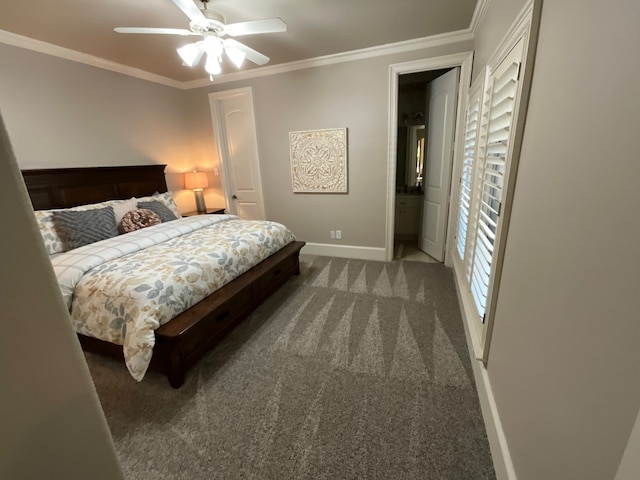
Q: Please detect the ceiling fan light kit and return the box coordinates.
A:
[177,42,204,67]
[224,43,247,68]
[204,51,222,75]
[114,0,286,81]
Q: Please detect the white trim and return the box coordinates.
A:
[452,254,483,360]
[469,0,493,34]
[487,1,534,70]
[455,257,517,480]
[0,27,471,90]
[385,52,473,263]
[0,29,183,89]
[477,0,535,363]
[184,30,473,89]
[301,243,387,261]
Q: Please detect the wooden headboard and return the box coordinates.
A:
[21,164,168,210]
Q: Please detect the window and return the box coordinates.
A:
[452,2,536,360]
[456,85,482,261]
[469,40,523,319]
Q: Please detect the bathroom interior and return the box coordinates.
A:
[394,68,451,262]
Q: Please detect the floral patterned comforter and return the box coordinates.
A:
[51,215,295,381]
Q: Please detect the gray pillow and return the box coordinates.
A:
[53,206,118,250]
[137,200,178,223]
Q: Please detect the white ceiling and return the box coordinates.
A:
[0,0,478,85]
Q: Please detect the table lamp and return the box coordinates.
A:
[184,171,209,213]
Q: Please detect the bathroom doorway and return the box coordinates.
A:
[385,52,474,265]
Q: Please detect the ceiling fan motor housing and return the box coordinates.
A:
[191,7,226,35]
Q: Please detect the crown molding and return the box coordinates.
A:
[1,10,479,91]
[469,0,492,35]
[183,29,473,89]
[0,29,183,89]
[486,0,533,71]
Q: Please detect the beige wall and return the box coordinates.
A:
[476,0,640,478]
[190,41,473,247]
[0,43,223,213]
[0,37,474,247]
[0,114,122,478]
[472,0,528,82]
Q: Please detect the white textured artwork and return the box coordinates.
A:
[289,128,348,193]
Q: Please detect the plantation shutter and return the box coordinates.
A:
[469,40,523,319]
[456,87,482,261]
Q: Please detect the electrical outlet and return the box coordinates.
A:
[330,230,336,239]
[336,230,342,239]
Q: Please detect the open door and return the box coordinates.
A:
[420,68,459,261]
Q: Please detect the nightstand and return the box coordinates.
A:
[182,208,226,217]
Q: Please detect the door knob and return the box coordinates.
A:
[232,194,237,199]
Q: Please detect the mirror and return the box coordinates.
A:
[396,124,425,191]
[408,124,425,189]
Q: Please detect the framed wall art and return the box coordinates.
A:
[289,127,348,193]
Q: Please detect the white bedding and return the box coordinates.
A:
[51,215,295,381]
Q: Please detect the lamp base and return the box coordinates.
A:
[194,189,207,214]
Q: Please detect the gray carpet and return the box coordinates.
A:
[86,255,496,479]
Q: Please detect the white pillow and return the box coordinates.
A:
[108,197,138,225]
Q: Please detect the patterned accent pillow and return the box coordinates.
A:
[137,192,181,219]
[137,200,178,223]
[120,209,161,233]
[34,200,112,255]
[53,206,119,250]
[34,210,66,255]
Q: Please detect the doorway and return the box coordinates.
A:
[395,68,453,262]
[385,53,473,265]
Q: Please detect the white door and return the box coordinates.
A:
[420,68,459,261]
[209,87,265,220]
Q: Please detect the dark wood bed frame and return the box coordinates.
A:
[22,164,305,388]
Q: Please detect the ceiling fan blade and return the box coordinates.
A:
[114,27,197,36]
[172,0,207,25]
[223,39,270,66]
[224,18,287,37]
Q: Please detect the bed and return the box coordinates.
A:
[22,164,305,388]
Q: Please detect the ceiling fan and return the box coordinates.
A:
[114,0,286,79]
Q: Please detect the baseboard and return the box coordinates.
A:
[301,243,387,261]
[453,261,518,480]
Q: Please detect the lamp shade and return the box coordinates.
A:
[184,171,208,190]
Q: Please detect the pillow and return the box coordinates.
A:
[109,197,138,225]
[34,210,66,255]
[119,209,161,233]
[137,192,181,219]
[53,206,119,250]
[34,200,111,255]
[137,200,178,223]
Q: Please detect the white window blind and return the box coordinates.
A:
[456,89,481,260]
[469,41,523,320]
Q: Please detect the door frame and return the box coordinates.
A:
[208,86,265,218]
[385,52,473,265]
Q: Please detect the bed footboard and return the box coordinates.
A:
[79,240,305,388]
